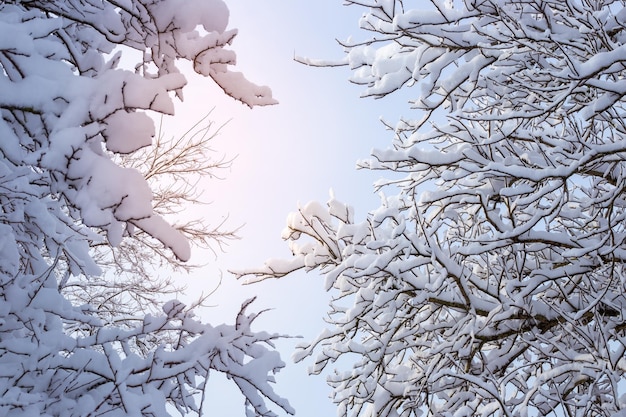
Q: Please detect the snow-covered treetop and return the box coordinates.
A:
[0,2,292,416]
[240,1,626,416]
[0,0,275,268]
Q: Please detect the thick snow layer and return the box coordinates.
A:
[103,111,155,154]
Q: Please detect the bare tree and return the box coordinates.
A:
[66,114,239,320]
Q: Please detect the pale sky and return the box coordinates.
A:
[161,2,409,415]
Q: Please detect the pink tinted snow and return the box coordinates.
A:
[132,215,191,262]
[103,111,155,154]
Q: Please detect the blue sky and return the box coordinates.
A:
[162,2,409,415]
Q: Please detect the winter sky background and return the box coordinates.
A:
[160,1,409,415]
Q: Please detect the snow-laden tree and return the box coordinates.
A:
[0,1,292,416]
[237,1,626,416]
